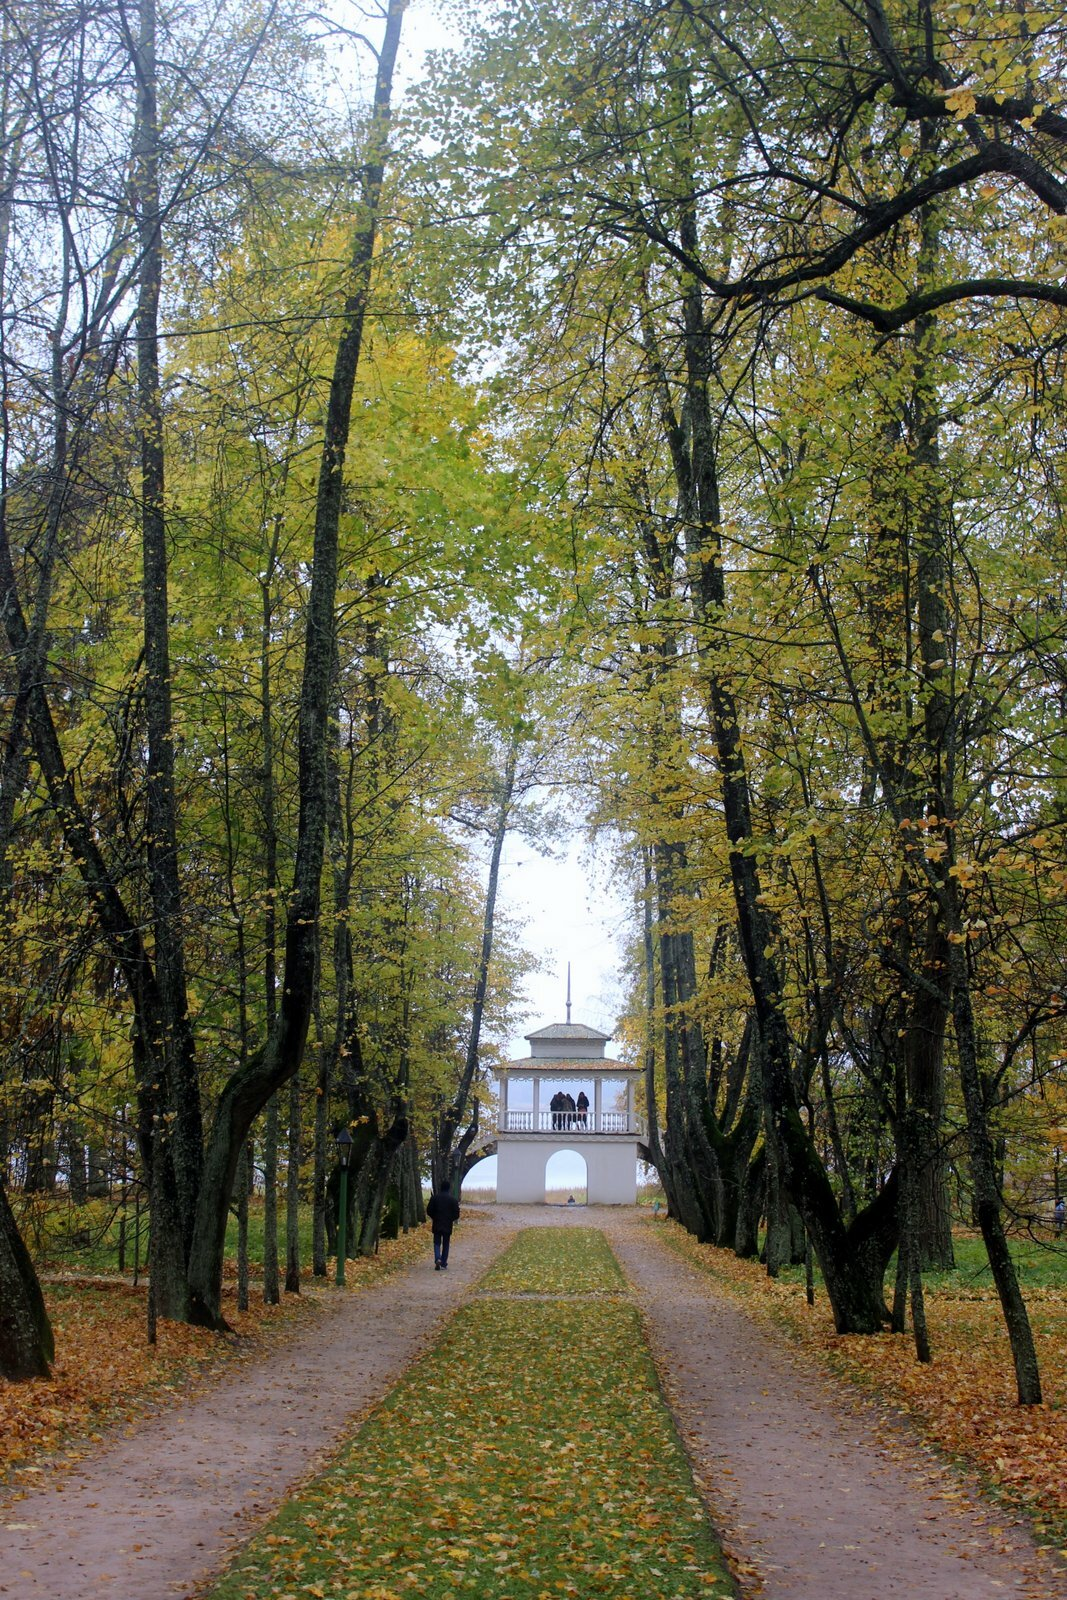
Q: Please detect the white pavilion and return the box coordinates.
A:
[496,1016,643,1204]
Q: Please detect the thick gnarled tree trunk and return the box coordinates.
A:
[0,1182,53,1379]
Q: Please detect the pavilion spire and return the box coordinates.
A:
[566,963,572,1024]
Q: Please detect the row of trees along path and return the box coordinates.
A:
[7,0,1067,1431]
[1,1209,1062,1600]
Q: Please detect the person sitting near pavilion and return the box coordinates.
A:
[576,1090,589,1129]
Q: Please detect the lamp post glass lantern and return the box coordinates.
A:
[335,1127,354,1286]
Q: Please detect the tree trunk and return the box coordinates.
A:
[236,1138,250,1314]
[87,1137,110,1200]
[312,1016,330,1278]
[285,1070,301,1293]
[185,0,406,1327]
[639,849,678,1211]
[357,1109,409,1256]
[819,1042,857,1226]
[903,191,957,1273]
[720,1084,763,1256]
[433,735,517,1190]
[763,1120,791,1278]
[399,1135,423,1230]
[65,1120,88,1206]
[673,186,897,1331]
[653,841,717,1240]
[262,1095,280,1304]
[896,1118,932,1362]
[131,0,202,1317]
[0,1182,53,1379]
[949,939,1041,1403]
[733,1145,764,1258]
[23,1105,56,1195]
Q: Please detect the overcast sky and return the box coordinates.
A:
[497,829,633,1055]
[388,0,643,1192]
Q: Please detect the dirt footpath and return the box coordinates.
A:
[597,1211,1067,1600]
[0,1217,513,1600]
[3,1204,1065,1600]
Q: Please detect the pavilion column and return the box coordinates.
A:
[533,1075,541,1133]
[594,1078,602,1134]
[501,1073,509,1133]
[626,1078,635,1133]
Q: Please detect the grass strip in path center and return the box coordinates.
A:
[201,1227,736,1600]
[477,1224,626,1295]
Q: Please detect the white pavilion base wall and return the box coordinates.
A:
[496,1137,638,1205]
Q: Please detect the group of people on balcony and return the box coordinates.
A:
[549,1089,589,1130]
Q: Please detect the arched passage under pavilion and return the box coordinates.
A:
[545,1148,587,1203]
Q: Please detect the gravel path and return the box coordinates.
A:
[0,1217,513,1600]
[2,1204,1065,1600]
[597,1211,1066,1600]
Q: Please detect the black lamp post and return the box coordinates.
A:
[335,1126,354,1286]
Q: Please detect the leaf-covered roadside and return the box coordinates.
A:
[202,1229,736,1600]
[0,1227,428,1488]
[660,1221,1067,1552]
[478,1225,626,1295]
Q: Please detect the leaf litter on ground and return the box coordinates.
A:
[659,1218,1067,1554]
[477,1225,626,1295]
[0,1225,428,1488]
[201,1226,737,1600]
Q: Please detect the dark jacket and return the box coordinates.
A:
[427,1190,460,1235]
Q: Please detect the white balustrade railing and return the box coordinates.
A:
[500,1109,641,1135]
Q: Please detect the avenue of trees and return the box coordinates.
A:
[409,0,1067,1404]
[3,0,1067,1412]
[0,0,552,1376]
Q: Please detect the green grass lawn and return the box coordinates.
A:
[18,1195,315,1275]
[202,1228,736,1600]
[478,1226,627,1295]
[772,1228,1067,1295]
[920,1231,1067,1292]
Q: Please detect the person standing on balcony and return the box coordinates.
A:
[576,1090,589,1129]
[427,1180,461,1270]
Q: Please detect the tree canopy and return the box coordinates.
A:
[4,0,1067,1407]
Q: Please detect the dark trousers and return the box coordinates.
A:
[433,1230,452,1266]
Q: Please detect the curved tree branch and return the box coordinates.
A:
[815,276,1067,331]
[598,143,1066,304]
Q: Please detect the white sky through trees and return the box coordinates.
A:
[499,831,629,1055]
[474,832,634,1194]
[391,1,637,1193]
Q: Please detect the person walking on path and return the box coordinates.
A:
[427,1179,461,1269]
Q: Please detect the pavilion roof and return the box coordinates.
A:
[525,1021,612,1042]
[501,1054,637,1074]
